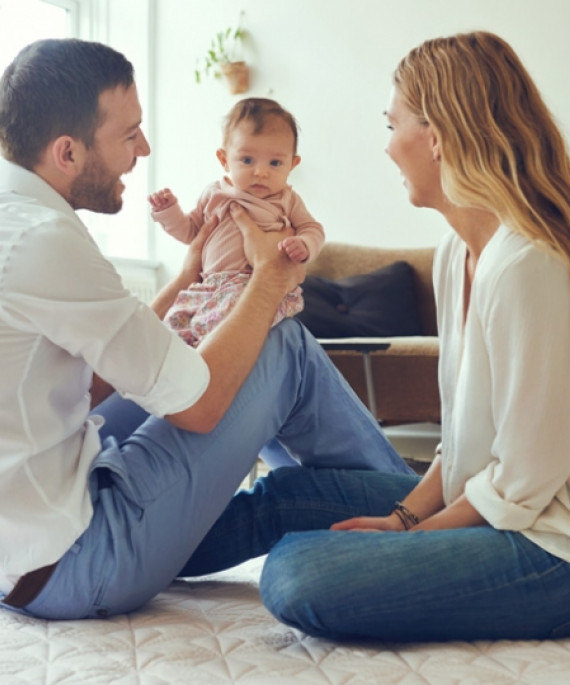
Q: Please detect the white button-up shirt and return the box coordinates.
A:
[0,158,210,591]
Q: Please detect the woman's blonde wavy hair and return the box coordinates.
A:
[394,31,570,263]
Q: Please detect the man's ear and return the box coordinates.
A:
[216,148,228,170]
[49,136,86,176]
[292,155,301,169]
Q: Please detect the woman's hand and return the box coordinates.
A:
[331,514,407,533]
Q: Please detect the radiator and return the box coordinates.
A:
[110,259,160,304]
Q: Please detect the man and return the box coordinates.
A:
[0,39,409,620]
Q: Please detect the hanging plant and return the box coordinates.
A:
[195,26,249,94]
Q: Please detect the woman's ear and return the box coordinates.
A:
[216,148,228,170]
[430,131,441,163]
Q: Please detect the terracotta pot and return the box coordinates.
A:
[221,61,249,94]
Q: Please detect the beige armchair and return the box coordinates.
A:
[306,242,440,427]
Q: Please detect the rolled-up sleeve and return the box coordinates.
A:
[465,464,542,529]
[464,249,570,530]
[3,213,210,417]
[121,326,210,417]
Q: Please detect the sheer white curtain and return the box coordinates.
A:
[0,0,75,73]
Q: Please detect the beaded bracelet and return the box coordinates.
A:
[392,501,420,530]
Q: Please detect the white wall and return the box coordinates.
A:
[139,0,570,280]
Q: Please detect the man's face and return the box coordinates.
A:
[69,84,150,213]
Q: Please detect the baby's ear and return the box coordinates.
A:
[216,148,228,169]
[292,155,301,169]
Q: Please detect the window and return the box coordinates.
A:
[0,0,153,262]
[0,0,76,73]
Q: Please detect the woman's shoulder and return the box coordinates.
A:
[482,225,567,281]
[477,226,570,315]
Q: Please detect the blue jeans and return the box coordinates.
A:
[9,320,411,619]
[182,467,570,642]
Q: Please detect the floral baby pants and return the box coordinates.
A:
[164,271,304,347]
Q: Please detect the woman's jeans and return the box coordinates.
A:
[183,467,570,642]
[2,320,411,620]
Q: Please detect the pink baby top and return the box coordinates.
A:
[152,177,325,274]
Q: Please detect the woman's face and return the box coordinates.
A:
[384,88,444,210]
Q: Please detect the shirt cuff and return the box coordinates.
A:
[464,464,539,530]
[123,332,210,417]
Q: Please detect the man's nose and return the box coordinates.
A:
[137,130,151,157]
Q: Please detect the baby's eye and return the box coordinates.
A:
[241,157,253,165]
[270,160,282,167]
[386,124,394,131]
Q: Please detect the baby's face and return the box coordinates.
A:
[219,118,300,198]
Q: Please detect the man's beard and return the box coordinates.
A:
[69,151,125,214]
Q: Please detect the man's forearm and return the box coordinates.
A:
[150,269,195,320]
[166,264,296,432]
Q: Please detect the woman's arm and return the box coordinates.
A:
[331,454,446,532]
[331,453,487,532]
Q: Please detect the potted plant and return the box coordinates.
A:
[195,26,249,94]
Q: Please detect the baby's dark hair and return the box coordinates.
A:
[222,98,299,152]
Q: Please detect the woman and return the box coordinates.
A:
[182,31,570,642]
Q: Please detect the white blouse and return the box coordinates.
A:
[434,225,570,563]
[0,158,210,589]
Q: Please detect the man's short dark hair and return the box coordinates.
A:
[0,38,134,169]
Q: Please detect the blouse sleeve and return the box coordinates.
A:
[464,247,570,529]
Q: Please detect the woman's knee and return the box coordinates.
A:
[259,532,337,636]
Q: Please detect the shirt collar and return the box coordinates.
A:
[0,155,78,222]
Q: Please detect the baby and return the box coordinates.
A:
[149,97,325,346]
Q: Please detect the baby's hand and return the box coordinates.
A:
[148,188,177,212]
[278,236,309,263]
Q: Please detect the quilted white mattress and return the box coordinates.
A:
[2,556,570,684]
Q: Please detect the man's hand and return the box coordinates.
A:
[150,216,217,320]
[149,187,177,212]
[230,203,305,294]
[180,215,218,284]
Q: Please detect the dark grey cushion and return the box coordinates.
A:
[296,261,423,338]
